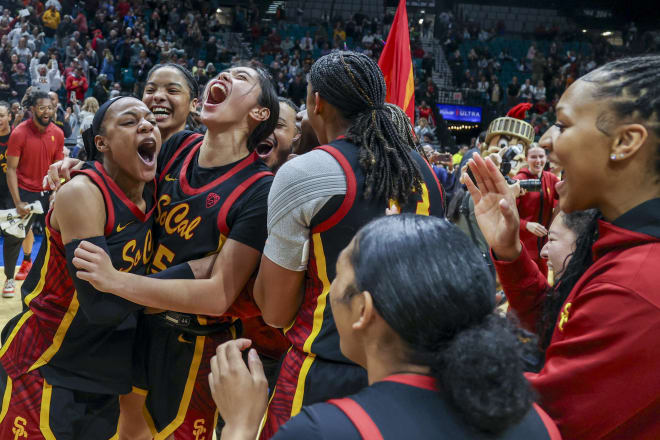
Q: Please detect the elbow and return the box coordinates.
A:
[261,306,296,329]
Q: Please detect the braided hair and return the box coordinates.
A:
[581,55,660,175]
[310,51,422,204]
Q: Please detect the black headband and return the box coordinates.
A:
[82,96,131,161]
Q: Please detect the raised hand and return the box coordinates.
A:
[464,154,522,260]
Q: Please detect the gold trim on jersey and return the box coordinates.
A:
[153,335,205,439]
[0,229,55,361]
[28,292,80,373]
[290,233,331,417]
[24,227,54,306]
[40,378,56,439]
[0,374,12,424]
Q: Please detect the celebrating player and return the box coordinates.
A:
[0,96,160,438]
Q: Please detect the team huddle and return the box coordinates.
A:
[0,52,447,439]
[1,49,659,440]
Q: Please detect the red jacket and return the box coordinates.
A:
[495,199,660,440]
[65,74,88,103]
[515,168,559,259]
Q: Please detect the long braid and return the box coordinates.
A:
[310,51,422,203]
[582,55,660,175]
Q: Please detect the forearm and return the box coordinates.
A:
[493,245,548,331]
[6,168,22,206]
[111,271,236,316]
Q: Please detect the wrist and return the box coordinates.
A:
[492,241,523,261]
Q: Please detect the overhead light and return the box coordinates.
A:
[601,31,613,36]
[581,29,587,33]
[216,8,221,13]
[419,18,424,24]
[421,10,425,14]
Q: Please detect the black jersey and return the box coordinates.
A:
[276,374,561,440]
[286,137,445,363]
[0,131,10,200]
[152,131,273,323]
[0,161,156,394]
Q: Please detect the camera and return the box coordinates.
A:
[499,145,542,192]
[517,179,542,192]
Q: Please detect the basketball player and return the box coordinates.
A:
[0,97,160,438]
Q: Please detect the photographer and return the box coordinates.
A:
[515,143,559,277]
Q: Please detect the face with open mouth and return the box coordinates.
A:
[544,79,615,214]
[97,97,162,183]
[200,67,264,128]
[142,66,197,142]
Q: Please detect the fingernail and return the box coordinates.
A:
[248,349,258,361]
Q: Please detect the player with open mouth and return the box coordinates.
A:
[0,96,161,438]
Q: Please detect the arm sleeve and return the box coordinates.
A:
[492,245,549,331]
[148,261,194,279]
[65,237,143,325]
[262,150,347,271]
[6,128,24,158]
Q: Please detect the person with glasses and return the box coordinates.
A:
[4,90,64,294]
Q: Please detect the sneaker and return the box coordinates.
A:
[3,279,15,298]
[15,260,32,281]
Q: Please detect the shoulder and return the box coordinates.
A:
[56,174,104,208]
[274,402,359,440]
[273,149,344,188]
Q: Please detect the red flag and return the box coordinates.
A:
[378,0,415,121]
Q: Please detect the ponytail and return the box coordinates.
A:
[437,314,535,433]
[351,215,536,434]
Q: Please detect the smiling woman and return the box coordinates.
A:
[71,64,279,439]
[465,55,660,439]
[0,96,161,438]
[142,63,199,142]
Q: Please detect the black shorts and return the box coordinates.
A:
[133,313,239,438]
[0,366,119,439]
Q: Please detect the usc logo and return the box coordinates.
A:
[12,416,27,439]
[156,195,201,240]
[193,418,206,440]
[120,229,153,272]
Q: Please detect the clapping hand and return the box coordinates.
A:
[464,154,522,261]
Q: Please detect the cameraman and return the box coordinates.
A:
[515,143,559,277]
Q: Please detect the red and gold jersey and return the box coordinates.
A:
[0,162,156,394]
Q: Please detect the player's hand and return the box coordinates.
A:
[43,157,83,191]
[464,154,522,261]
[209,339,268,440]
[16,201,30,217]
[72,240,118,292]
[526,222,548,237]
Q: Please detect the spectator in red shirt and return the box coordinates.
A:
[65,66,88,104]
[5,90,64,286]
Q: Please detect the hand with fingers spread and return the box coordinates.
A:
[42,157,83,191]
[209,339,269,440]
[72,240,120,293]
[463,154,522,261]
[526,221,548,238]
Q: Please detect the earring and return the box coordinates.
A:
[610,154,617,160]
[618,153,625,159]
